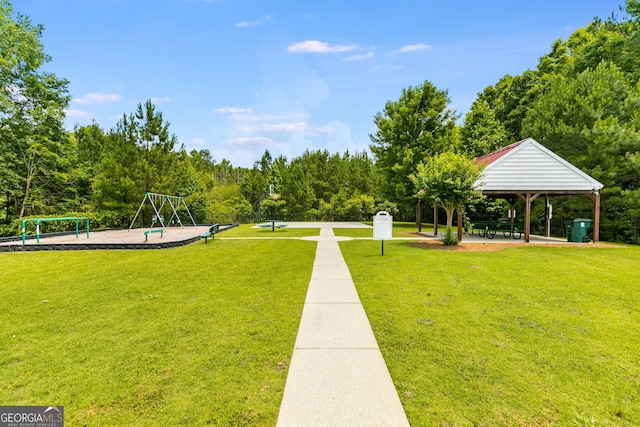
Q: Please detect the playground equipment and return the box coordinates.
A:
[21,217,90,245]
[129,192,197,231]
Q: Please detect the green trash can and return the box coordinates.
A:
[564,218,592,242]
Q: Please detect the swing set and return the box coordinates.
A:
[128,192,197,231]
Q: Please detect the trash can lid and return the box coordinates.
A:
[573,218,592,222]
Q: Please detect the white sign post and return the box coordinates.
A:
[373,211,393,255]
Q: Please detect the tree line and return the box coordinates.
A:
[1,0,639,243]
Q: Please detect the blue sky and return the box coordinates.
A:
[18,0,624,167]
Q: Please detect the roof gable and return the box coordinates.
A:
[476,139,523,166]
[478,138,603,193]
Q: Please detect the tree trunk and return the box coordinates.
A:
[19,153,37,219]
[444,205,455,231]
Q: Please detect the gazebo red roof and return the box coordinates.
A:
[476,139,525,166]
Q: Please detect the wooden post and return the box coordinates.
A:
[457,209,463,242]
[517,193,540,243]
[524,193,531,243]
[588,192,601,243]
[594,193,600,243]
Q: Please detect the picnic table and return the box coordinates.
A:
[471,219,523,240]
[258,219,288,231]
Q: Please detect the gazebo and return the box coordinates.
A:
[475,137,604,242]
[430,138,604,242]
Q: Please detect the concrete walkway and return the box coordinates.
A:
[277,226,409,426]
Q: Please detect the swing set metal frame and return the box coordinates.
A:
[128,192,197,231]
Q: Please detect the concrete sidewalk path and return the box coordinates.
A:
[277,227,409,426]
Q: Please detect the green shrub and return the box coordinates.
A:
[441,228,458,246]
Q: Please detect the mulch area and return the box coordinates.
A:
[409,241,514,251]
[402,232,622,252]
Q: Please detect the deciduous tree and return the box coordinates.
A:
[410,152,485,233]
[461,99,508,157]
[370,80,460,218]
[0,0,70,220]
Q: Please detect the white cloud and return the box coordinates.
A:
[236,122,336,137]
[126,97,172,105]
[190,138,206,145]
[209,148,256,168]
[324,120,367,154]
[235,20,257,28]
[395,43,431,54]
[214,106,254,114]
[228,136,280,147]
[65,109,92,118]
[235,14,273,28]
[247,122,334,133]
[288,40,358,54]
[73,93,121,104]
[229,112,308,122]
[312,124,336,134]
[367,64,404,73]
[343,52,374,61]
[258,122,309,132]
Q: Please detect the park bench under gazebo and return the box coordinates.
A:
[432,138,604,242]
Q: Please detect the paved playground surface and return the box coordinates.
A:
[0,226,217,251]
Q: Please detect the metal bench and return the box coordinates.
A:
[144,228,163,242]
[201,224,219,243]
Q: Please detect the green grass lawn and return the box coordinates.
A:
[0,239,315,426]
[340,240,640,426]
[4,225,639,426]
[333,222,432,238]
[220,224,319,238]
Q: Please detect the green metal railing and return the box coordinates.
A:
[21,217,90,245]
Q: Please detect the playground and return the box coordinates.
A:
[0,225,221,250]
[0,193,228,251]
